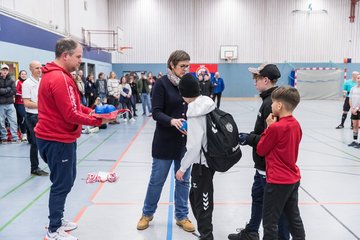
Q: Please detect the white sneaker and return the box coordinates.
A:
[89,127,99,133]
[61,219,78,231]
[44,228,77,240]
[123,118,128,122]
[22,134,28,142]
[129,118,136,122]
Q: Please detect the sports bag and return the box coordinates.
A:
[202,108,242,172]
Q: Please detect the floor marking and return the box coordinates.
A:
[166,164,175,240]
[88,118,151,202]
[72,206,88,223]
[0,187,49,232]
[304,130,360,162]
[89,201,360,206]
[300,186,360,240]
[0,123,144,233]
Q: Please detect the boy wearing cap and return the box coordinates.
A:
[176,73,216,240]
[257,86,305,240]
[228,63,289,240]
[0,64,19,143]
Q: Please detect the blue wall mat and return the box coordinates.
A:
[112,62,360,97]
[0,13,111,63]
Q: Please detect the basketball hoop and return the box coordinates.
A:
[118,46,133,54]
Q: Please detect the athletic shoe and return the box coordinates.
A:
[89,127,99,133]
[136,215,153,230]
[228,228,260,240]
[44,228,77,240]
[60,219,78,231]
[335,125,344,129]
[31,168,49,176]
[129,118,136,122]
[22,134,28,143]
[348,141,358,147]
[1,139,8,144]
[354,143,360,149]
[11,139,21,144]
[176,218,195,232]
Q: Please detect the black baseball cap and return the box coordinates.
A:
[248,63,281,81]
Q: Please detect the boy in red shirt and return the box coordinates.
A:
[257,86,305,240]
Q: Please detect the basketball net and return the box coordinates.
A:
[226,56,233,63]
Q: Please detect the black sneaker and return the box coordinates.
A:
[228,228,259,240]
[31,168,49,176]
[354,143,360,149]
[335,125,344,129]
[348,141,358,147]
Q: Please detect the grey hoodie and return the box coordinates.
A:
[180,95,216,173]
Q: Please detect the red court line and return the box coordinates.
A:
[72,118,151,223]
[90,117,151,202]
[73,206,88,223]
[90,201,360,206]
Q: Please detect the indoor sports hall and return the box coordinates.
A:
[1,1,360,240]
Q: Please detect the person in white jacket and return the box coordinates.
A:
[176,73,216,240]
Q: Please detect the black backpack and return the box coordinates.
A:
[202,108,242,172]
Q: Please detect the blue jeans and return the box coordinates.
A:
[142,158,191,220]
[0,104,18,141]
[37,138,77,232]
[140,93,151,115]
[246,170,290,240]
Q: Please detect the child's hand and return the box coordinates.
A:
[239,132,249,145]
[266,113,277,127]
[176,169,185,181]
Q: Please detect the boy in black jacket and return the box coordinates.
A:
[228,63,289,240]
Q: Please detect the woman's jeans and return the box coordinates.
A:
[142,158,191,220]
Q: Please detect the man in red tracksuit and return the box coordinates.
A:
[35,38,113,240]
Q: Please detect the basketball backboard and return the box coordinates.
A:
[220,45,238,60]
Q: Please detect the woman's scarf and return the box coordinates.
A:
[167,69,181,87]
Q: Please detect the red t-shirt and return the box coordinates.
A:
[257,115,302,184]
[15,79,24,104]
[35,62,102,143]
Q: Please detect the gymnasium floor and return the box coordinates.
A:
[0,99,359,240]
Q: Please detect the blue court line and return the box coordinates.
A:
[166,163,175,240]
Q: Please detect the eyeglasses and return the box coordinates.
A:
[178,64,190,69]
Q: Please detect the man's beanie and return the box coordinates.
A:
[179,73,200,98]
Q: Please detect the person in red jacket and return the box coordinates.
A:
[35,38,113,240]
[15,70,28,142]
[257,86,305,240]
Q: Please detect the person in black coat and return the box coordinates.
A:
[199,73,214,97]
[228,63,290,240]
[0,64,19,143]
[137,50,195,233]
[85,74,97,107]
